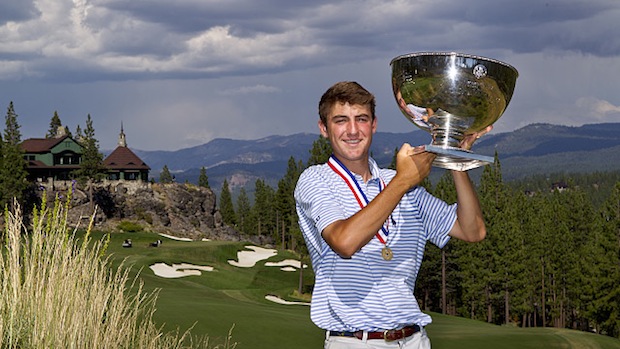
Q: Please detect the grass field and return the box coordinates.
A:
[92,230,620,349]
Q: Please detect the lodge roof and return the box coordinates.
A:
[104,146,150,170]
[20,135,72,153]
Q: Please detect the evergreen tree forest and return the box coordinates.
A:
[415,158,620,338]
[225,136,620,339]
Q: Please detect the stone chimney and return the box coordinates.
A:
[55,125,67,138]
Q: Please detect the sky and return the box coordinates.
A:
[1,0,619,151]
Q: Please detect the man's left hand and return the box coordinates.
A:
[460,125,493,150]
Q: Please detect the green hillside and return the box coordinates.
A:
[94,231,620,349]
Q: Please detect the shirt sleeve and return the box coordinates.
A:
[407,186,457,248]
[294,166,347,259]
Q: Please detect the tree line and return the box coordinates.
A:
[416,158,620,338]
[217,136,620,339]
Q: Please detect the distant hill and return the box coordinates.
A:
[474,123,620,180]
[127,122,620,191]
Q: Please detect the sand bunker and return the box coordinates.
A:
[158,233,193,241]
[264,259,308,272]
[228,246,277,268]
[158,233,210,242]
[265,295,310,306]
[150,262,214,278]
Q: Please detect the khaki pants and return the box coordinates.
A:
[324,329,431,349]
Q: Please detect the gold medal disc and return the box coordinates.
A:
[381,247,393,261]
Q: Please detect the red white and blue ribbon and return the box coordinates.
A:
[327,155,389,244]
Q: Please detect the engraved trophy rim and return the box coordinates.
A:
[390,51,519,77]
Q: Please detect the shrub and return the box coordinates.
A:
[117,220,143,232]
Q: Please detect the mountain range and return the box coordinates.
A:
[128,122,620,192]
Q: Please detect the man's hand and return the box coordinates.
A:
[460,125,493,150]
[394,143,435,188]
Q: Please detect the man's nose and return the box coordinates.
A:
[346,120,359,134]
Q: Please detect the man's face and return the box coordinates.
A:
[319,102,377,165]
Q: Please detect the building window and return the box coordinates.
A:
[54,152,81,165]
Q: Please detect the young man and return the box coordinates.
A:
[294,81,488,349]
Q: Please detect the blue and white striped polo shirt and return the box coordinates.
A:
[294,157,456,332]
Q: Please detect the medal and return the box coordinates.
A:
[382,247,393,261]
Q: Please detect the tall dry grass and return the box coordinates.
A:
[0,197,235,349]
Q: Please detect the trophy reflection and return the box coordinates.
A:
[391,52,518,171]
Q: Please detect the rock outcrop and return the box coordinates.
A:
[39,180,269,244]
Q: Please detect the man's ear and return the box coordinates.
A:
[318,120,328,137]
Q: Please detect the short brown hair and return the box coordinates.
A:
[318,81,376,125]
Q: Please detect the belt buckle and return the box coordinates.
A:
[383,328,405,342]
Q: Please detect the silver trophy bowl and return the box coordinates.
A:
[391,52,518,171]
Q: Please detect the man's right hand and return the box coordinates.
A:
[394,143,435,188]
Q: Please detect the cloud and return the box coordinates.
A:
[576,97,620,118]
[0,1,39,23]
[1,0,619,150]
[2,0,617,83]
[219,84,281,96]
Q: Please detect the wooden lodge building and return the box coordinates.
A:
[21,125,150,183]
[103,127,150,181]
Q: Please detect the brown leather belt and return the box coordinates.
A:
[329,324,421,341]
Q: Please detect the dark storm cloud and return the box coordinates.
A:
[424,0,619,56]
[0,1,39,24]
[0,0,618,150]
[99,0,329,34]
[3,0,618,81]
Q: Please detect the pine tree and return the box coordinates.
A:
[236,187,252,234]
[415,172,454,315]
[75,124,83,143]
[4,102,22,149]
[219,179,237,226]
[588,182,620,336]
[251,179,275,238]
[433,171,460,316]
[477,154,517,325]
[307,136,332,167]
[0,102,28,208]
[388,147,398,170]
[159,165,173,183]
[46,111,63,138]
[275,156,303,250]
[198,166,210,188]
[75,114,105,181]
[568,188,597,329]
[508,190,536,327]
[73,114,105,212]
